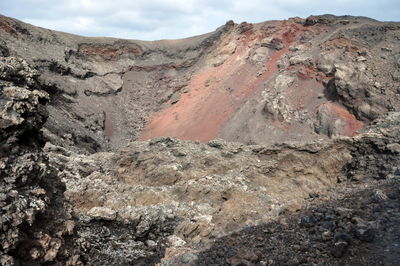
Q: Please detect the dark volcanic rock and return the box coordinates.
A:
[0,57,80,265]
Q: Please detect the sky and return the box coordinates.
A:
[0,0,399,41]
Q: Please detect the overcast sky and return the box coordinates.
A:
[0,0,399,40]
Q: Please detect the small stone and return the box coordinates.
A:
[358,50,368,56]
[322,231,332,241]
[208,139,224,149]
[353,223,375,242]
[334,232,351,244]
[146,240,157,250]
[0,255,14,266]
[30,248,41,260]
[331,233,351,258]
[331,241,348,258]
[286,200,302,212]
[170,92,181,104]
[374,82,382,89]
[179,253,198,264]
[172,149,187,157]
[167,235,186,247]
[300,215,317,227]
[387,143,400,153]
[261,37,284,50]
[87,207,117,220]
[292,244,301,250]
[371,189,388,203]
[381,47,392,52]
[7,190,18,197]
[356,56,367,62]
[64,220,75,235]
[44,238,62,262]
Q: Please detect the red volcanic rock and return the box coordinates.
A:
[315,102,363,137]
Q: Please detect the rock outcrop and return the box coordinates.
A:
[0,57,80,265]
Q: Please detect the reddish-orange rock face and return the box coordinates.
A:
[139,21,364,143]
[141,23,272,141]
[139,26,291,142]
[320,102,364,136]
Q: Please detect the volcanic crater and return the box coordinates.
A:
[1,14,400,265]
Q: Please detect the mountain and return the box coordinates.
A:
[1,14,400,265]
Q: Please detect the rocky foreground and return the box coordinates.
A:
[0,14,400,265]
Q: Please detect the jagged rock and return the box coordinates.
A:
[304,15,339,26]
[167,235,186,247]
[289,54,313,66]
[263,96,293,122]
[249,47,270,63]
[331,233,351,258]
[87,207,117,220]
[170,91,181,104]
[314,103,344,137]
[261,37,284,50]
[353,222,375,242]
[0,57,80,264]
[371,189,388,203]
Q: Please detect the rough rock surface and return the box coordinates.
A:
[191,178,400,266]
[44,110,400,265]
[0,57,80,265]
[1,14,399,151]
[1,14,400,265]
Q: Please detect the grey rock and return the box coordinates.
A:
[371,189,389,203]
[261,37,284,50]
[170,91,181,104]
[353,223,375,242]
[331,233,351,258]
[0,57,81,264]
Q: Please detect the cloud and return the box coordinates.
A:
[0,0,399,40]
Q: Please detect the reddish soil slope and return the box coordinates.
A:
[139,20,366,143]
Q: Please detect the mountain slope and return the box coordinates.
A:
[1,14,399,151]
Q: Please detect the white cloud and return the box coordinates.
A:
[0,0,399,40]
